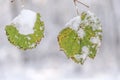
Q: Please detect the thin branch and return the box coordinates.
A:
[74,0,89,8]
[74,0,79,15]
[77,0,89,8]
[11,0,15,3]
[73,0,89,15]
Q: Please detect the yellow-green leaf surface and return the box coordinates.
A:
[5,13,44,50]
[58,11,102,64]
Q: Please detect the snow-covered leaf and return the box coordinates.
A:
[58,11,102,64]
[5,9,44,50]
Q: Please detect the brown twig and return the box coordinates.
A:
[73,0,89,15]
[74,0,79,15]
[77,0,89,8]
[11,0,15,3]
[74,0,89,8]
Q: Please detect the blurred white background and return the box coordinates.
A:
[0,0,120,80]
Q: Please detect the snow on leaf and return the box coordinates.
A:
[5,9,44,50]
[58,11,102,64]
[12,9,37,35]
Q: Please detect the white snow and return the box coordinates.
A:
[87,11,94,17]
[97,32,102,35]
[74,54,82,61]
[77,28,85,38]
[81,46,89,59]
[26,36,31,40]
[82,46,89,54]
[87,11,102,31]
[81,11,102,31]
[12,9,37,35]
[30,43,36,48]
[90,37,101,46]
[74,46,89,62]
[65,16,81,31]
[92,23,102,31]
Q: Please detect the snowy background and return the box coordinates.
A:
[0,0,120,80]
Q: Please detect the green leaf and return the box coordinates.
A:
[58,27,81,57]
[58,11,102,64]
[5,13,44,50]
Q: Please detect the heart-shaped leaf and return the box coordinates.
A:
[58,11,102,64]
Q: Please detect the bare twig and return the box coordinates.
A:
[11,0,15,3]
[73,0,89,15]
[77,0,89,8]
[74,0,79,15]
[74,0,89,8]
